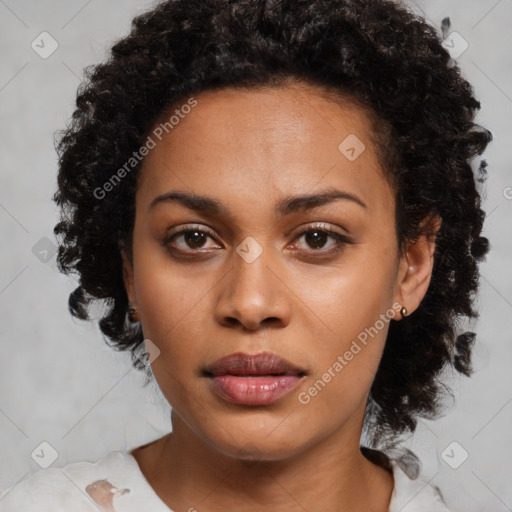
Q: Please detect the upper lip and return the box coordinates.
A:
[204,351,307,377]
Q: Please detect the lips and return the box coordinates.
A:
[204,352,306,406]
[204,352,306,377]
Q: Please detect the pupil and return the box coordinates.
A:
[185,231,206,248]
[306,230,327,249]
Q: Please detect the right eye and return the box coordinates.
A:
[163,224,222,253]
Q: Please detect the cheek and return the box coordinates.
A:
[132,234,213,337]
[299,247,396,340]
[298,248,397,400]
[131,263,214,391]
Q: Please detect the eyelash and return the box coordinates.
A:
[162,223,353,258]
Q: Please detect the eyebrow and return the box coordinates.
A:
[148,187,367,216]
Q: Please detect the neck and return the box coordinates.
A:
[132,412,394,511]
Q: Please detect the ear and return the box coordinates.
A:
[394,215,442,316]
[119,241,137,307]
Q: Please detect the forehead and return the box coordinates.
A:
[135,82,393,218]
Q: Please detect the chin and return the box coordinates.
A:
[199,422,312,463]
[218,440,304,463]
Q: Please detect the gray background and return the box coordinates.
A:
[0,1,511,510]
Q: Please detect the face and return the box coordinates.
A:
[122,81,430,461]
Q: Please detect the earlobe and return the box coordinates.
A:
[119,242,136,306]
[395,215,442,317]
[120,247,140,322]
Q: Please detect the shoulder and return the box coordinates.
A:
[388,457,453,512]
[361,446,453,512]
[0,451,134,512]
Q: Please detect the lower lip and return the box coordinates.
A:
[209,375,303,405]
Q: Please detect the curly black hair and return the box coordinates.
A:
[52,0,492,454]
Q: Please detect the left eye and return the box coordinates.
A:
[291,226,352,252]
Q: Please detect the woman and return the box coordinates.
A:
[0,0,491,510]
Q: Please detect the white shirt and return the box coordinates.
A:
[0,450,452,511]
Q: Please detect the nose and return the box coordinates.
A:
[214,244,292,332]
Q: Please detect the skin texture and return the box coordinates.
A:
[122,81,439,511]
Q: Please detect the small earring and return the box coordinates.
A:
[128,302,140,323]
[400,306,408,319]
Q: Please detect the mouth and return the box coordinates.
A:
[203,352,307,406]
